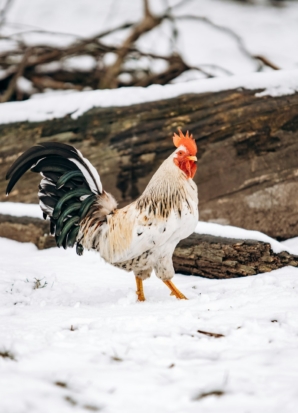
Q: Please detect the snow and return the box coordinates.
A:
[1,234,298,413]
[1,203,298,411]
[0,69,297,125]
[0,202,42,219]
[196,222,295,255]
[281,237,298,255]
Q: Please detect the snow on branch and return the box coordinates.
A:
[0,0,281,102]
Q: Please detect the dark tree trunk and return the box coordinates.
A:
[1,87,298,239]
[0,213,296,279]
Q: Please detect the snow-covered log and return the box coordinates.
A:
[1,213,297,279]
[174,234,298,279]
[0,71,298,239]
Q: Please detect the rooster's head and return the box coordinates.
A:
[173,130,197,179]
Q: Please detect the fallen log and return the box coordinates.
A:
[1,213,296,279]
[1,77,298,239]
[0,214,56,249]
[174,233,297,279]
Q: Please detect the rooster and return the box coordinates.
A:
[6,130,198,301]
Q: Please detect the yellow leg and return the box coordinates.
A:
[163,280,187,300]
[135,276,146,302]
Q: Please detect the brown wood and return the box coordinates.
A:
[1,87,298,239]
[0,214,56,249]
[174,233,298,279]
[1,213,297,279]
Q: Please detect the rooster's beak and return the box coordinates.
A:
[187,156,197,161]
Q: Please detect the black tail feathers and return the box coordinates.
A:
[6,142,102,254]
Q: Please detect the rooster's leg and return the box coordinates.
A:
[163,280,187,300]
[135,276,146,302]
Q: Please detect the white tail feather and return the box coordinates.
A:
[70,157,102,194]
[76,148,102,194]
[39,199,54,215]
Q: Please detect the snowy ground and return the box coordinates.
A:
[1,205,298,413]
[1,1,298,411]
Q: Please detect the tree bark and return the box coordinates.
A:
[1,213,296,279]
[1,87,298,239]
[174,233,297,279]
[0,213,56,249]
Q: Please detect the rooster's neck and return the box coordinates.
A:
[136,154,197,218]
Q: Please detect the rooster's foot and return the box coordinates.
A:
[163,280,187,300]
[135,276,146,301]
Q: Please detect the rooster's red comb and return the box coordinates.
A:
[173,130,197,155]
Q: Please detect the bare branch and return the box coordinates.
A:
[143,0,151,18]
[196,64,233,76]
[1,48,31,102]
[254,55,280,70]
[99,2,163,89]
[31,75,83,91]
[197,330,225,338]
[168,14,275,73]
[166,0,196,12]
[159,0,183,52]
[173,14,254,60]
[0,0,14,27]
[0,1,280,101]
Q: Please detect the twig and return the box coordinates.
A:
[173,14,262,70]
[5,21,136,43]
[0,0,280,100]
[99,0,163,89]
[194,390,224,400]
[0,0,14,27]
[175,15,279,72]
[197,329,225,338]
[161,0,180,52]
[253,55,280,70]
[144,0,151,17]
[31,75,83,91]
[196,64,233,76]
[167,0,196,12]
[72,21,137,44]
[174,14,250,55]
[1,48,31,102]
[0,349,16,360]
[126,49,218,78]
